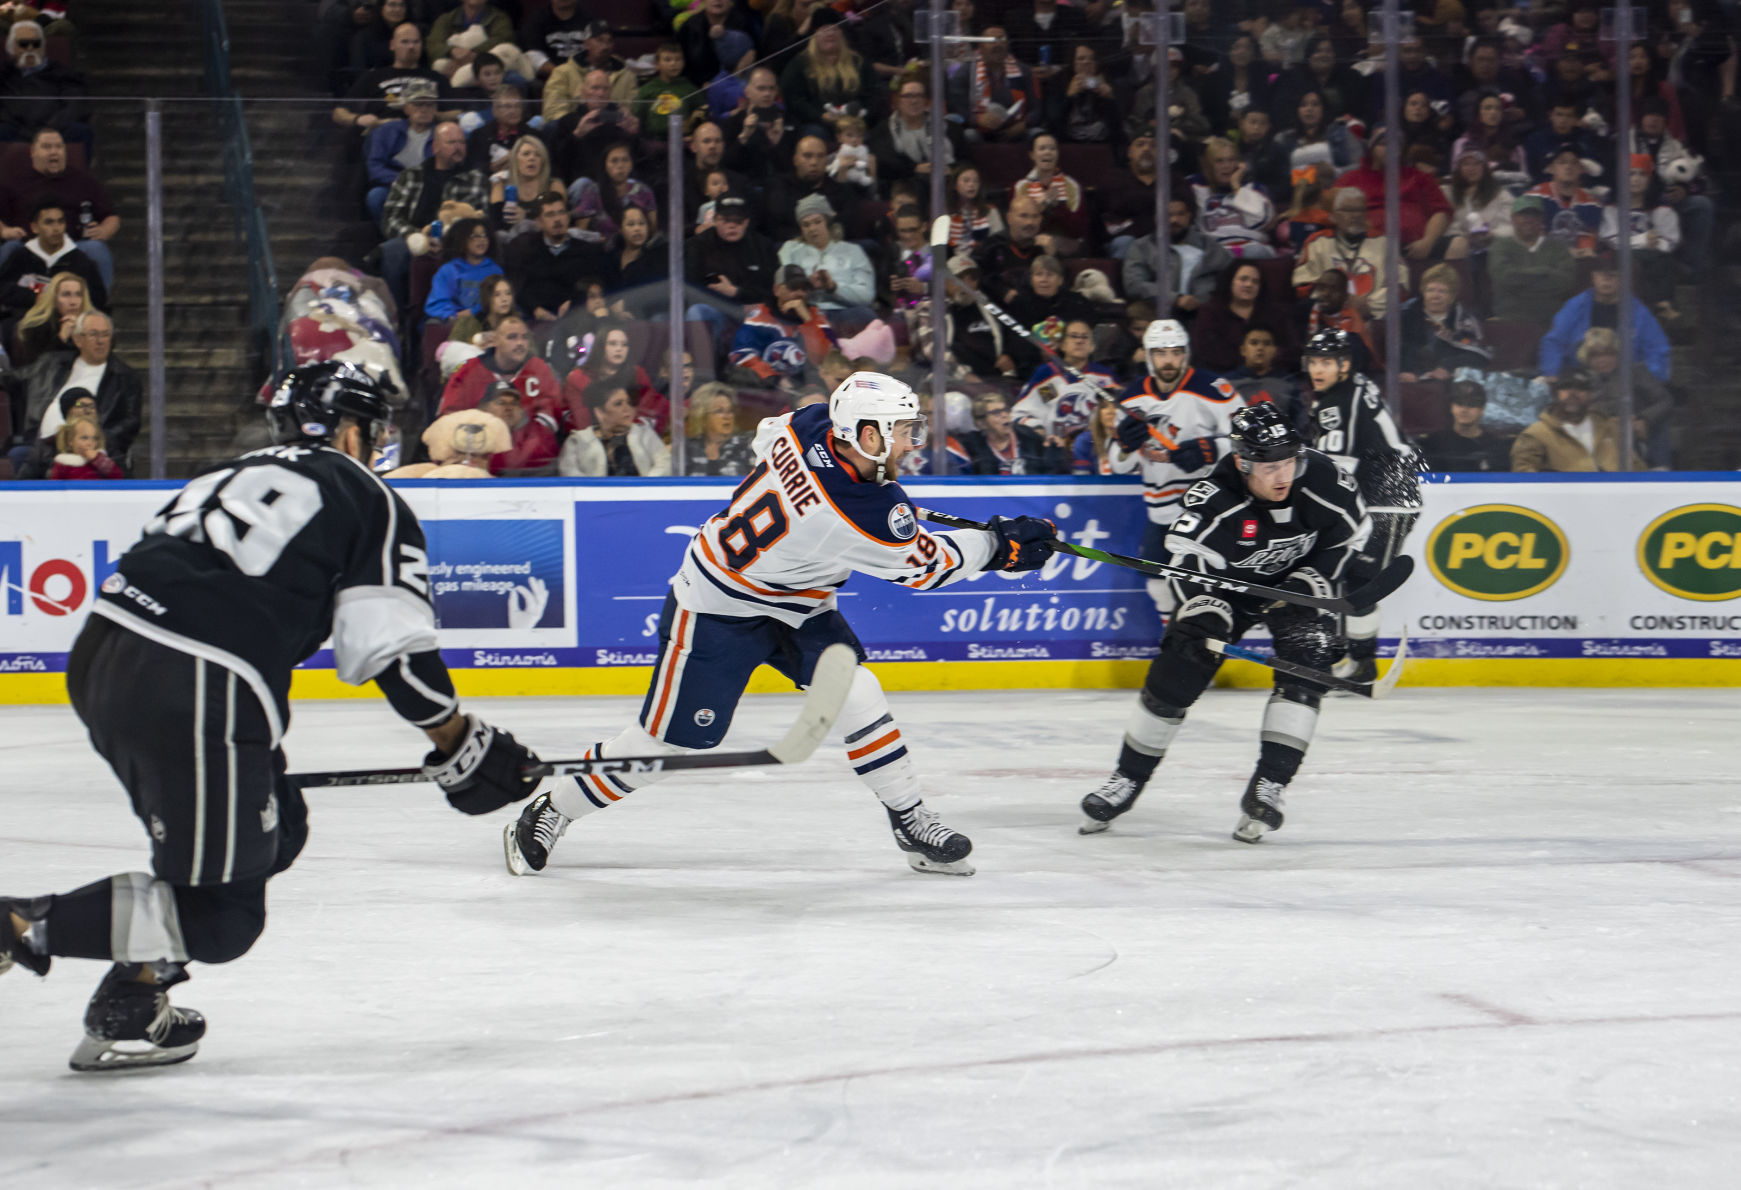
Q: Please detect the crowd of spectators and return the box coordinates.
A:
[291,0,1740,478]
[0,5,138,480]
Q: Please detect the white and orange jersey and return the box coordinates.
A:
[671,404,996,626]
[1113,367,1246,525]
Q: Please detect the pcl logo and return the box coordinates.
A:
[1426,504,1568,602]
[1637,504,1741,602]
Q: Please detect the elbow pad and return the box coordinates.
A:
[374,650,460,728]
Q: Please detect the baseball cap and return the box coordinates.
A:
[947,255,979,276]
[1510,194,1544,217]
[581,19,611,40]
[1591,250,1618,273]
[400,78,438,103]
[776,264,812,288]
[714,192,751,220]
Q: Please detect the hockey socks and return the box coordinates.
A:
[548,725,681,820]
[839,667,923,813]
[28,875,190,965]
[1117,695,1185,785]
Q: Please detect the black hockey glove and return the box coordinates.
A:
[1114,413,1153,452]
[423,714,544,815]
[1167,436,1215,473]
[984,515,1058,572]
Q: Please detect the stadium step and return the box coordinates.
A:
[75,0,331,475]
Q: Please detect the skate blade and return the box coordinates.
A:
[1231,815,1272,844]
[906,853,975,876]
[1078,817,1112,835]
[69,1035,199,1072]
[502,822,535,877]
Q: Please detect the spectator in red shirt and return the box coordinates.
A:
[479,381,559,475]
[47,417,124,480]
[438,314,562,426]
[1335,127,1456,262]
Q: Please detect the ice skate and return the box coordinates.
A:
[504,791,570,876]
[886,803,974,875]
[69,963,205,1072]
[1079,772,1143,834]
[0,899,51,977]
[1233,777,1287,843]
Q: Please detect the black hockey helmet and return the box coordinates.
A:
[1302,328,1354,359]
[1229,401,1303,463]
[265,361,393,447]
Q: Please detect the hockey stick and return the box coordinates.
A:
[1206,628,1411,699]
[290,644,859,789]
[927,216,1121,398]
[918,508,1415,615]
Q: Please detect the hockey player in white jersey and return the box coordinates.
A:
[504,373,1059,877]
[1111,319,1247,615]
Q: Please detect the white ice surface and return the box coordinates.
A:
[5,687,1741,1189]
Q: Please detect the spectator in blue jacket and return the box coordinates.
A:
[425,218,501,322]
[363,78,440,220]
[1537,253,1671,383]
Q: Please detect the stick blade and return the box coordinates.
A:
[768,644,858,765]
[1369,627,1410,700]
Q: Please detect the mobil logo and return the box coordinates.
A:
[1426,504,1569,602]
[0,539,122,617]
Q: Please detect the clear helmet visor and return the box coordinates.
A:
[891,415,929,451]
[1237,453,1306,484]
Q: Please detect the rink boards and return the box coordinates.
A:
[1,473,1738,702]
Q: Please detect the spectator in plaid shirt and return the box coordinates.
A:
[379,120,489,311]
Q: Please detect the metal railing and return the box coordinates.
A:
[196,0,282,382]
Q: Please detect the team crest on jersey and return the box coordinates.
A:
[149,815,166,842]
[1232,532,1316,573]
[806,442,834,469]
[887,502,917,541]
[693,708,716,727]
[260,794,279,833]
[1318,408,1342,431]
[1182,480,1216,508]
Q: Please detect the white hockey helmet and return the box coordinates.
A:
[1143,318,1190,378]
[829,371,929,482]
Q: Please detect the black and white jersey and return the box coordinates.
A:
[1163,450,1372,611]
[94,445,441,745]
[1304,373,1423,515]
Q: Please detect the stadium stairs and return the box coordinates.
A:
[83,0,366,476]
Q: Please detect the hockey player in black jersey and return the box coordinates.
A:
[0,362,544,1071]
[1079,402,1371,843]
[1299,329,1423,683]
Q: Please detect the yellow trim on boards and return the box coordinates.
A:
[4,657,1740,706]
